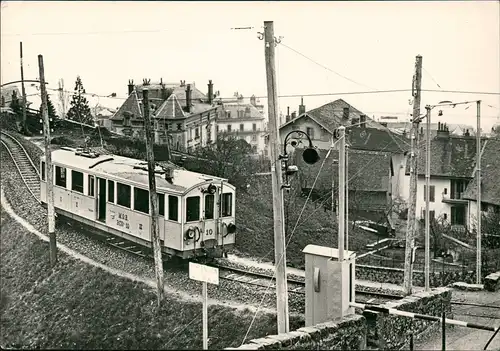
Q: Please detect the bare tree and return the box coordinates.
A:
[57,78,70,119]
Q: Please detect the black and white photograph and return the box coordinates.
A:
[1,1,499,350]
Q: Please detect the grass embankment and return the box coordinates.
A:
[235,176,380,269]
[0,208,303,349]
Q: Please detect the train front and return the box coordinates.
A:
[182,180,236,259]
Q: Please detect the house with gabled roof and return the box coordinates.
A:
[462,137,500,231]
[278,98,410,207]
[403,122,488,229]
[110,79,223,153]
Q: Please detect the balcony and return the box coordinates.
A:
[442,193,468,204]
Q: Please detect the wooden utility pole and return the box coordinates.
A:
[38,54,57,266]
[338,127,346,261]
[403,55,423,295]
[20,42,27,133]
[476,100,482,284]
[424,105,431,292]
[143,87,165,306]
[264,20,289,334]
[345,145,349,252]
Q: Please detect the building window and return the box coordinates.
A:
[117,183,131,208]
[226,111,231,118]
[481,202,488,212]
[55,166,66,188]
[168,195,178,221]
[251,145,257,153]
[177,123,182,131]
[450,179,468,199]
[186,196,200,222]
[237,110,243,118]
[240,124,244,131]
[41,161,46,181]
[216,125,219,133]
[227,125,232,132]
[108,180,115,203]
[252,123,257,131]
[158,193,165,216]
[451,206,466,226]
[252,135,257,141]
[443,213,448,220]
[88,175,95,197]
[222,193,232,217]
[424,185,435,202]
[71,170,84,193]
[306,127,315,140]
[443,188,447,195]
[205,194,215,220]
[134,187,149,214]
[195,127,199,139]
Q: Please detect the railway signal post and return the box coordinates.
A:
[38,54,57,266]
[189,262,219,350]
[142,87,165,306]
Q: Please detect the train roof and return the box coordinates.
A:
[42,148,230,194]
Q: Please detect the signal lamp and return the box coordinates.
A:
[207,183,217,194]
[302,147,320,164]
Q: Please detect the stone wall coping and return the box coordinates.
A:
[486,271,500,280]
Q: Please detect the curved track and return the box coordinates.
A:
[1,131,403,304]
[1,131,40,202]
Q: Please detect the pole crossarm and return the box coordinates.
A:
[350,302,499,333]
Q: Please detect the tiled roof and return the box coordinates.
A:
[110,91,143,121]
[220,103,264,120]
[155,94,186,120]
[348,127,409,153]
[462,138,500,206]
[136,83,207,103]
[404,135,482,178]
[306,99,385,131]
[293,148,391,192]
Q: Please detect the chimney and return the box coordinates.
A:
[250,94,256,106]
[463,129,470,137]
[208,80,214,104]
[180,80,186,87]
[128,79,134,95]
[298,97,306,115]
[286,106,290,122]
[437,121,450,139]
[343,107,350,119]
[185,84,192,113]
[291,111,297,120]
[360,114,367,128]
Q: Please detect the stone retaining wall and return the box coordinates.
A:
[363,287,452,349]
[356,264,476,287]
[225,314,366,350]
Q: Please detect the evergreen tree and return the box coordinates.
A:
[39,94,58,119]
[66,76,93,125]
[9,90,22,116]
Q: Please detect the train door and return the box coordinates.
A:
[203,192,216,241]
[97,178,106,222]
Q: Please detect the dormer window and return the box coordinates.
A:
[226,111,231,119]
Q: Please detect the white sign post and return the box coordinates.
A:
[189,262,219,350]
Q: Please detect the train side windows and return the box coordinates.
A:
[55,166,66,188]
[134,187,149,214]
[41,161,46,181]
[222,193,233,217]
[186,196,200,222]
[71,170,84,193]
[117,182,131,208]
[88,175,95,197]
[108,180,115,203]
[204,194,215,220]
[168,195,178,221]
[158,193,165,217]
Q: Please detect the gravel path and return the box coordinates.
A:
[0,144,304,316]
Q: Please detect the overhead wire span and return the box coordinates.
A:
[279,42,377,91]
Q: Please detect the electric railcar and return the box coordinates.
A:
[40,148,237,259]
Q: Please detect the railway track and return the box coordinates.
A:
[1,131,40,202]
[1,131,404,304]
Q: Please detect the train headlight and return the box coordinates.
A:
[207,183,217,194]
[185,227,195,240]
[227,223,236,234]
[185,226,201,242]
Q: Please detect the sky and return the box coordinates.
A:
[1,1,499,131]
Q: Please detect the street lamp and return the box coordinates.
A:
[279,130,320,190]
[420,99,482,290]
